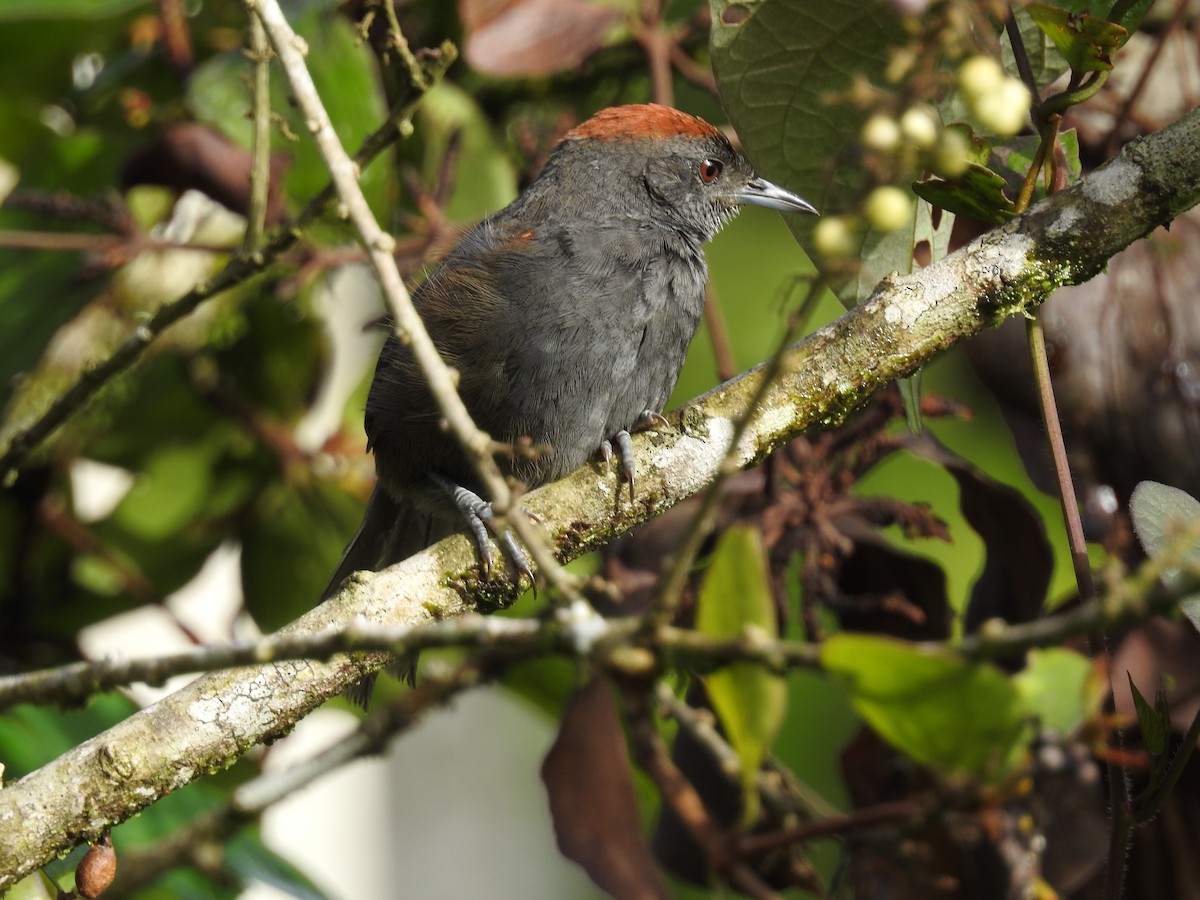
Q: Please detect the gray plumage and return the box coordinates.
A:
[323,104,815,607]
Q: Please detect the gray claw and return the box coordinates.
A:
[635,409,670,431]
[499,531,535,587]
[614,429,635,500]
[431,475,534,584]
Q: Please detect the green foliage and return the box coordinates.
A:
[1004,5,1071,87]
[710,0,903,306]
[1026,0,1153,73]
[914,162,1016,224]
[1013,647,1099,736]
[821,634,1028,782]
[0,698,323,899]
[695,525,787,826]
[1127,674,1170,759]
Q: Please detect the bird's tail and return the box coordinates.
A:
[322,485,454,705]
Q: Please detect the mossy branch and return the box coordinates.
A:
[0,104,1197,889]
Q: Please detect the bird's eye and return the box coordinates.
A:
[699,159,723,183]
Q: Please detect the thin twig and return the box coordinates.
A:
[0,42,454,483]
[242,14,272,252]
[623,680,782,900]
[646,278,824,632]
[1004,10,1040,103]
[248,0,563,590]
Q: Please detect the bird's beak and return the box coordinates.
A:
[736,177,818,216]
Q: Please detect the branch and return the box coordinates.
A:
[1,106,1198,889]
[0,41,456,483]
[110,659,486,894]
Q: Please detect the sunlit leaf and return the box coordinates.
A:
[1014,648,1097,736]
[821,634,1027,781]
[1026,3,1128,74]
[696,525,786,826]
[913,164,1016,225]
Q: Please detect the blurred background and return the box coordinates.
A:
[1,0,1197,897]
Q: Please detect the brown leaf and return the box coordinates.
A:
[906,436,1053,633]
[121,122,288,225]
[541,675,669,900]
[460,0,621,77]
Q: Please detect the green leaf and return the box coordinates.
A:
[993,129,1083,190]
[1127,674,1170,758]
[0,248,100,414]
[1013,648,1097,736]
[711,0,905,307]
[225,830,326,900]
[188,4,392,218]
[416,83,519,223]
[1027,0,1155,33]
[1129,481,1200,631]
[913,163,1016,225]
[240,480,365,630]
[1026,3,1128,74]
[695,525,787,826]
[1004,5,1070,88]
[0,0,143,19]
[821,634,1027,781]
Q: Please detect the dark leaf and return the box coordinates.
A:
[541,676,669,900]
[907,436,1053,632]
[121,122,287,225]
[836,526,951,641]
[1128,673,1170,758]
[913,163,1015,225]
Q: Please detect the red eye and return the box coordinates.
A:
[699,159,723,183]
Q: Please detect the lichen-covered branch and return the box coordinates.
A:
[0,106,1197,890]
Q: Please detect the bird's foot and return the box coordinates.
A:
[598,410,670,501]
[430,475,534,584]
[634,409,670,432]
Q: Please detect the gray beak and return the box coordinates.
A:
[736,177,818,216]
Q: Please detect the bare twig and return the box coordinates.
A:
[0,42,454,483]
[242,15,272,252]
[624,680,782,899]
[2,106,1199,887]
[247,0,562,587]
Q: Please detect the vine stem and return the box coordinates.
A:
[1003,13,1130,891]
[1024,314,1095,602]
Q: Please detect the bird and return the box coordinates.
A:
[323,103,816,610]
